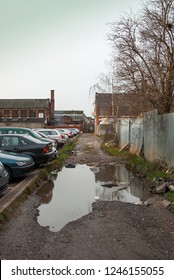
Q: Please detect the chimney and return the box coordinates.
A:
[50,89,55,121]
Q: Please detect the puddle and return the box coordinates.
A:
[36,164,151,232]
[36,180,54,204]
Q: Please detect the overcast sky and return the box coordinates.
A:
[0,0,142,116]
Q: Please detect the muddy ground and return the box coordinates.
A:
[0,133,174,260]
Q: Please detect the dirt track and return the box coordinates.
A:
[0,133,174,260]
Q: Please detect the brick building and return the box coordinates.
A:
[0,90,55,128]
[94,92,153,134]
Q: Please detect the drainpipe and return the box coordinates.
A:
[50,89,55,122]
[129,119,131,146]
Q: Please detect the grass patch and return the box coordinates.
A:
[169,202,174,212]
[37,169,49,180]
[164,193,174,211]
[56,140,76,167]
[164,192,174,202]
[102,144,129,157]
[102,141,169,180]
[127,155,168,180]
[0,212,8,223]
[101,138,130,158]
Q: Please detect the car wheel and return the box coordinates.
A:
[4,166,13,183]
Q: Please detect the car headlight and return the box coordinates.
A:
[16,161,28,167]
[52,142,56,148]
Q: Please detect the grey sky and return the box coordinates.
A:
[0,0,142,116]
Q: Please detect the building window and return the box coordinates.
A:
[29,109,36,118]
[0,110,2,118]
[4,109,10,118]
[12,110,18,118]
[21,110,27,117]
[38,110,44,118]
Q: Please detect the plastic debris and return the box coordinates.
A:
[155,182,168,193]
[134,201,143,205]
[168,184,174,192]
[50,170,57,176]
[101,183,119,188]
[144,196,171,208]
[65,163,76,168]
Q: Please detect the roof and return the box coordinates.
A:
[54,110,92,124]
[95,92,153,117]
[95,93,113,107]
[54,110,84,122]
[0,99,50,109]
[54,114,83,122]
[54,110,84,115]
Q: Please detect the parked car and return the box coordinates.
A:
[34,129,66,148]
[0,127,56,147]
[0,134,56,167]
[68,128,79,136]
[0,161,9,195]
[56,129,69,140]
[71,128,80,134]
[34,131,57,148]
[36,131,61,150]
[0,150,35,182]
[58,128,73,138]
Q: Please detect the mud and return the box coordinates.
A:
[0,133,174,260]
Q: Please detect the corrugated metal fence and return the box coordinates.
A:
[116,110,174,167]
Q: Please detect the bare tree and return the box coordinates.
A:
[107,0,174,114]
[89,60,117,95]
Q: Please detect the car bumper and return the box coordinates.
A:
[12,162,35,178]
[33,150,56,165]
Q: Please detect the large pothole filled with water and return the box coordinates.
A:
[36,164,151,232]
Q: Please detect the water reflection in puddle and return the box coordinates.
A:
[36,164,150,232]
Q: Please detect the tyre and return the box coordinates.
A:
[4,166,13,183]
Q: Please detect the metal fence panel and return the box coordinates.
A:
[109,110,174,167]
[156,113,174,166]
[143,110,159,162]
[117,119,129,148]
[129,118,143,155]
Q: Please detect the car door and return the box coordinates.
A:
[19,136,41,155]
[0,135,41,161]
[0,136,23,153]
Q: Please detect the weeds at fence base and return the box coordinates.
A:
[101,138,174,204]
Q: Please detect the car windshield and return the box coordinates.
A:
[23,135,49,144]
[31,130,43,138]
[37,132,47,137]
[49,131,57,135]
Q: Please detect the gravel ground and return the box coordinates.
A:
[0,133,174,260]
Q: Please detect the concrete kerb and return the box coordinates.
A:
[0,170,39,215]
